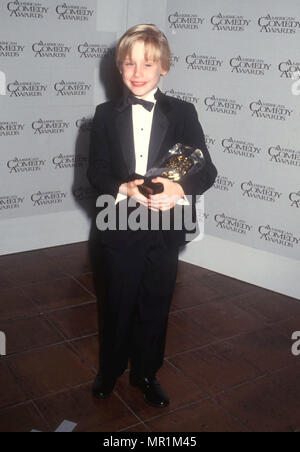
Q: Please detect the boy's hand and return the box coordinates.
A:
[119,179,149,207]
[149,177,185,211]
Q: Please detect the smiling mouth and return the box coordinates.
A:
[131,81,147,86]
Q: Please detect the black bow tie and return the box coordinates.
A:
[127,93,154,112]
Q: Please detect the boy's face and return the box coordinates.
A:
[120,40,168,99]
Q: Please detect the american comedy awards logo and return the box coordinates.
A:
[32,41,71,58]
[165,88,201,104]
[258,15,300,34]
[6,1,49,19]
[221,138,261,159]
[76,117,92,132]
[289,191,300,208]
[77,43,111,59]
[7,80,47,97]
[55,3,94,21]
[258,225,300,249]
[211,13,251,31]
[52,153,87,169]
[54,80,91,96]
[168,12,204,31]
[0,121,25,136]
[7,157,46,173]
[214,175,235,192]
[205,96,243,116]
[250,100,292,121]
[278,60,300,79]
[268,145,300,167]
[32,119,70,135]
[230,56,271,76]
[0,41,25,57]
[215,213,253,236]
[186,54,223,72]
[31,190,67,207]
[0,195,24,211]
[241,181,282,203]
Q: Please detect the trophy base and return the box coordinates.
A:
[127,173,164,198]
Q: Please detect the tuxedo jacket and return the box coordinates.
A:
[87,88,218,248]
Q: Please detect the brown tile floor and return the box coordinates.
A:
[0,241,300,432]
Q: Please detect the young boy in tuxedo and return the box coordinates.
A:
[87,24,217,407]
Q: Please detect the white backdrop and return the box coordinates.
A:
[0,0,299,299]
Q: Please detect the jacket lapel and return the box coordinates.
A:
[114,102,136,175]
[147,88,172,170]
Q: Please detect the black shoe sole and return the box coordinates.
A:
[143,395,170,408]
[130,380,170,408]
[92,389,114,399]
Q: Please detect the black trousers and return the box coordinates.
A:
[94,226,179,380]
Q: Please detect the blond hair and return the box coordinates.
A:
[116,24,171,72]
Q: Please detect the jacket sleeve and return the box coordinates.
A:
[87,105,123,198]
[177,103,218,196]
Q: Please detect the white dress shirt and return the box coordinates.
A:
[115,87,189,206]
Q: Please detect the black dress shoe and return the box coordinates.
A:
[92,373,116,399]
[130,374,170,408]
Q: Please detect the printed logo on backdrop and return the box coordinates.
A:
[268,145,300,167]
[214,175,235,192]
[258,15,300,34]
[205,96,243,116]
[55,3,94,22]
[230,56,271,76]
[0,41,25,58]
[0,195,25,211]
[32,119,70,135]
[168,12,204,31]
[77,43,111,59]
[258,225,299,249]
[6,1,49,19]
[76,117,92,133]
[31,190,67,207]
[165,88,200,104]
[7,157,46,174]
[186,54,223,72]
[204,135,216,152]
[7,80,47,97]
[32,41,71,58]
[211,13,251,32]
[170,54,180,68]
[215,213,253,235]
[52,154,87,169]
[222,138,261,159]
[250,100,292,121]
[54,80,92,97]
[0,121,25,136]
[73,186,97,202]
[241,181,282,203]
[289,191,300,208]
[278,60,300,79]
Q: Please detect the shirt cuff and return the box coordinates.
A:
[115,192,127,205]
[176,195,190,206]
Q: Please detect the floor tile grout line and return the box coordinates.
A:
[0,298,97,325]
[117,421,152,433]
[1,332,99,363]
[31,399,53,432]
[69,274,97,299]
[207,394,252,432]
[112,390,150,430]
[2,360,299,418]
[132,397,212,427]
